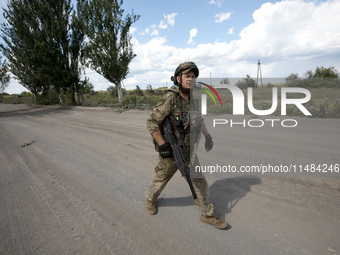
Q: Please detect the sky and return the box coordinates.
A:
[1,0,340,94]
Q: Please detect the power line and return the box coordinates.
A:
[256,59,263,88]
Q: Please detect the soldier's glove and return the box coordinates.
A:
[205,133,213,152]
[159,142,173,158]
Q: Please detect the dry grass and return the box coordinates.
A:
[2,86,340,118]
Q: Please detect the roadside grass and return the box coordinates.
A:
[82,91,163,110]
[2,86,340,118]
[1,94,35,104]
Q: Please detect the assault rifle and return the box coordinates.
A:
[162,116,197,199]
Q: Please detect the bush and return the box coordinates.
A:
[135,85,144,96]
[298,78,340,88]
[19,91,32,97]
[154,89,167,95]
[146,84,154,95]
[107,86,118,97]
[285,73,300,87]
[236,75,256,89]
[34,90,59,105]
[266,82,274,88]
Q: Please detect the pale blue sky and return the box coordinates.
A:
[121,0,282,46]
[1,0,340,93]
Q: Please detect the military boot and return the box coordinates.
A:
[201,215,228,229]
[146,199,157,215]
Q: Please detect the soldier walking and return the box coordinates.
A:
[145,62,228,229]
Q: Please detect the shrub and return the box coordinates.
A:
[236,75,256,89]
[146,84,154,95]
[107,86,118,97]
[135,85,144,96]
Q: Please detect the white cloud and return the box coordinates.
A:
[140,13,177,38]
[227,28,234,35]
[158,13,177,30]
[215,12,232,23]
[163,13,177,27]
[158,20,167,30]
[141,28,150,35]
[123,0,340,90]
[149,25,159,36]
[232,0,340,61]
[130,27,137,34]
[209,0,222,7]
[188,28,198,45]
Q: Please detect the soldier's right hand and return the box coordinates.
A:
[159,142,173,158]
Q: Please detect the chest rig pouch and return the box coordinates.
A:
[174,91,203,142]
[174,111,188,143]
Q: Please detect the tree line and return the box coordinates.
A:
[0,0,139,106]
[230,66,340,89]
[285,66,340,88]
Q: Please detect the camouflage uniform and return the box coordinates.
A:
[145,89,214,217]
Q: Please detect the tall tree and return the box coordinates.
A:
[68,3,86,105]
[1,0,49,101]
[1,0,84,104]
[79,0,140,107]
[0,56,10,103]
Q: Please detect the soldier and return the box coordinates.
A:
[145,62,229,230]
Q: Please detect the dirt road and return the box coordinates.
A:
[1,104,339,255]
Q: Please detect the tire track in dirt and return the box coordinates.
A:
[1,104,340,255]
[0,108,202,255]
[1,123,116,254]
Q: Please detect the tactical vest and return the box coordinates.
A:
[154,89,202,152]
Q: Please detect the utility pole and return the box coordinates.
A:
[256,59,263,88]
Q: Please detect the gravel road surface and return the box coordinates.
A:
[0,104,339,255]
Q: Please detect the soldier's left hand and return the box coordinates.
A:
[205,133,213,152]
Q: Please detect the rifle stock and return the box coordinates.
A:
[162,116,197,199]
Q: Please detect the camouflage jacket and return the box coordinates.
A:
[146,89,202,151]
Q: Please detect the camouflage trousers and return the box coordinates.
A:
[145,155,214,217]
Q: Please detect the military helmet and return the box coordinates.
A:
[171,61,199,85]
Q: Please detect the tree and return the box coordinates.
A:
[1,0,84,105]
[135,85,143,96]
[107,85,118,97]
[305,70,314,79]
[0,56,10,103]
[79,0,140,107]
[74,77,92,105]
[1,0,49,101]
[68,5,86,105]
[306,66,339,79]
[236,75,255,89]
[146,84,154,95]
[220,77,230,84]
[82,77,95,94]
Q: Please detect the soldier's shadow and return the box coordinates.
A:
[209,175,261,220]
[158,175,261,220]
